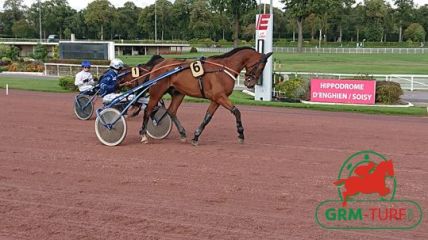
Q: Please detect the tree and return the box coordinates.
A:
[312,0,343,46]
[363,0,388,42]
[84,0,114,40]
[383,4,395,42]
[272,7,287,39]
[348,3,366,42]
[63,28,72,39]
[171,0,193,40]
[211,0,257,48]
[190,0,215,39]
[394,0,414,42]
[156,0,174,41]
[1,0,26,36]
[44,0,75,39]
[11,19,34,38]
[4,45,20,60]
[138,0,174,41]
[27,0,76,40]
[65,11,89,39]
[415,4,428,37]
[404,23,426,42]
[329,0,355,42]
[305,13,317,41]
[112,2,142,40]
[281,0,312,51]
[31,43,48,60]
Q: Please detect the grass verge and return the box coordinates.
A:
[120,53,428,75]
[0,76,67,93]
[1,76,425,116]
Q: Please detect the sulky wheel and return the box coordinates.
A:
[146,106,172,140]
[95,108,127,146]
[74,95,94,120]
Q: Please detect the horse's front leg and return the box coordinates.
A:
[191,101,219,146]
[216,96,244,144]
[168,93,187,142]
[231,106,244,144]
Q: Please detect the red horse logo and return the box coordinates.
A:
[334,160,394,207]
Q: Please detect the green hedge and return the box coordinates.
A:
[275,77,309,100]
[58,76,77,91]
[376,81,403,104]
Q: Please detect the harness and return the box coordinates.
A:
[188,58,241,98]
[117,56,263,99]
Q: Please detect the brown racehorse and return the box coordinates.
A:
[140,47,273,145]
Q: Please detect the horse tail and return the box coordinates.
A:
[334,179,346,186]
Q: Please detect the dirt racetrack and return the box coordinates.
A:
[0,90,427,239]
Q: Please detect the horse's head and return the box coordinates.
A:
[379,160,395,177]
[384,160,394,177]
[244,52,273,88]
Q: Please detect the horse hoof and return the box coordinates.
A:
[191,140,199,146]
[238,138,244,144]
[141,135,149,144]
[180,137,187,143]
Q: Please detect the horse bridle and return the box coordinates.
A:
[244,55,269,83]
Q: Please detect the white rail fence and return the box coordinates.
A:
[197,47,428,54]
[44,63,109,77]
[44,63,246,89]
[45,63,428,91]
[279,72,428,91]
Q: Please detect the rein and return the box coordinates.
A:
[117,65,150,79]
[119,62,186,87]
[202,61,240,76]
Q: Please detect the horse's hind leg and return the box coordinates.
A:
[140,97,161,143]
[191,101,219,146]
[216,96,244,144]
[129,102,142,117]
[168,93,187,142]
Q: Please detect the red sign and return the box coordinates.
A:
[256,14,270,30]
[310,79,376,105]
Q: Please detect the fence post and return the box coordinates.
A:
[411,76,414,91]
[57,65,60,77]
[70,66,72,76]
[44,63,47,76]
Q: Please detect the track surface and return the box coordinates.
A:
[1,90,427,239]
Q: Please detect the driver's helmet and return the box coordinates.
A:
[109,58,124,70]
[81,60,91,68]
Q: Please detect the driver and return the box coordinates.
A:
[99,58,124,100]
[99,58,148,116]
[74,60,95,94]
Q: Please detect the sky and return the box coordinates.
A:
[1,0,428,11]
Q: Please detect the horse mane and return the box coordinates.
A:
[139,55,165,68]
[209,47,255,59]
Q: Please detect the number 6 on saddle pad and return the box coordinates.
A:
[190,61,204,77]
